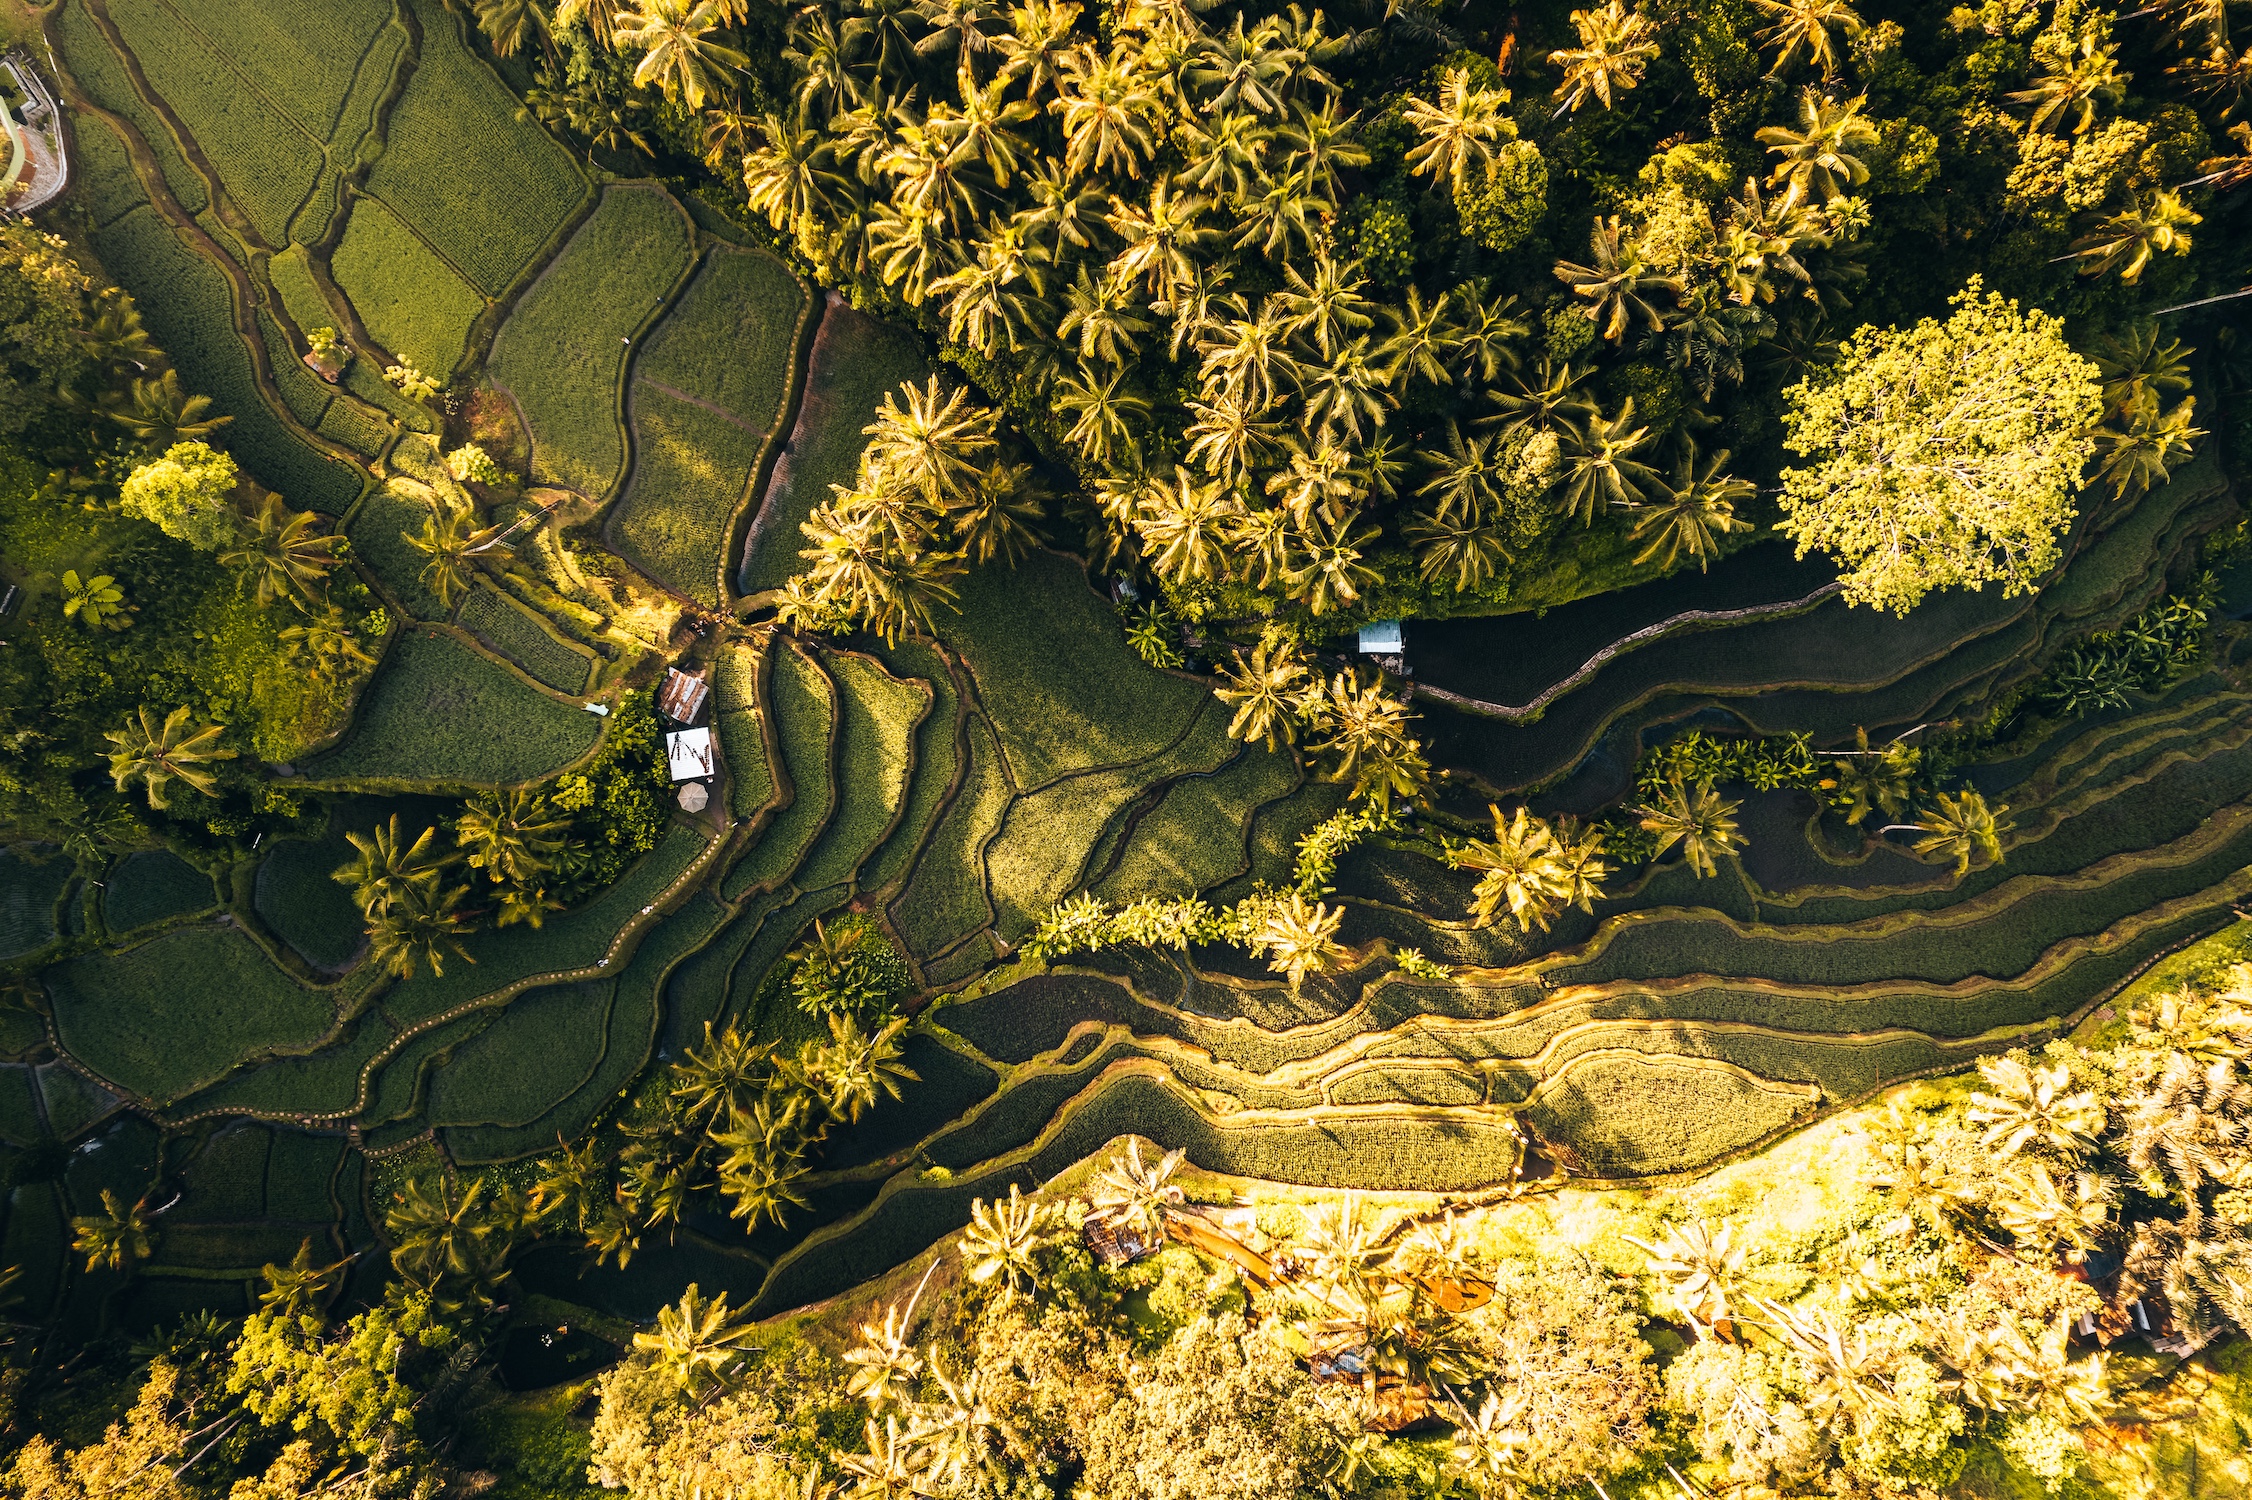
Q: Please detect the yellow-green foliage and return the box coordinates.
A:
[330,198,486,380]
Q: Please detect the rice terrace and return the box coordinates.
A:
[5,0,2252,1492]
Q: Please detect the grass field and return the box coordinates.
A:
[55,0,210,216]
[347,482,446,618]
[360,0,586,296]
[330,198,486,378]
[101,850,214,932]
[101,0,330,245]
[144,0,393,139]
[739,301,926,595]
[639,247,808,434]
[793,650,926,891]
[723,644,835,897]
[253,828,365,971]
[298,628,600,785]
[0,850,71,961]
[892,718,1010,958]
[610,386,768,606]
[45,927,335,1104]
[487,186,693,499]
[457,585,594,695]
[715,642,777,819]
[88,208,362,514]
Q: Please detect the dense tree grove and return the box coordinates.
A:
[494,0,2244,640]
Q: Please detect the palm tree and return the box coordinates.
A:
[529,1136,616,1236]
[557,0,625,45]
[473,0,556,60]
[1216,639,1311,749]
[634,1283,756,1392]
[1138,467,1242,586]
[1558,401,1659,526]
[2119,1051,2250,1205]
[743,114,851,232]
[2089,323,2194,424]
[1275,254,1376,360]
[1250,890,1348,990]
[1306,670,1426,804]
[837,1416,936,1500]
[1056,43,1161,179]
[1190,12,1292,114]
[405,504,514,609]
[1106,181,1221,301]
[1447,1391,1531,1499]
[278,606,378,684]
[960,1185,1056,1298]
[1548,1,1660,113]
[1908,789,2009,876]
[60,570,127,631]
[1622,1218,1747,1333]
[1415,423,1508,525]
[802,1015,921,1124]
[1456,805,1572,933]
[1401,65,1508,192]
[615,0,747,109]
[221,493,345,608]
[105,705,232,810]
[1632,441,1754,571]
[75,287,157,376]
[1379,285,1457,391]
[1967,1056,2103,1161]
[1089,1140,1188,1241]
[1408,510,1510,592]
[844,1272,934,1412]
[1487,354,1595,435]
[257,1239,350,1318]
[712,1116,813,1230]
[1183,393,1283,486]
[1230,166,1331,261]
[949,459,1044,565]
[1818,726,1918,825]
[2010,27,2129,134]
[1991,1160,2112,1263]
[915,0,998,63]
[1636,774,1743,877]
[387,1175,511,1305]
[921,1354,1003,1489]
[996,0,1079,95]
[865,376,999,509]
[785,8,869,122]
[1283,509,1384,618]
[1055,362,1148,466]
[105,370,231,447]
[1750,0,1862,79]
[1757,89,1877,203]
[1301,338,1394,442]
[2092,397,2203,500]
[1057,266,1154,366]
[72,1190,156,1274]
[454,790,568,888]
[1555,219,1678,346]
[2068,190,2200,283]
[332,815,452,918]
[1177,108,1270,202]
[366,878,476,980]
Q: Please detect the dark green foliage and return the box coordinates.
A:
[0,850,72,961]
[551,690,672,889]
[44,926,334,1103]
[254,824,368,970]
[609,386,768,607]
[100,849,214,932]
[785,913,911,1021]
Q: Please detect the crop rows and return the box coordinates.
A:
[330,198,486,379]
[457,585,595,695]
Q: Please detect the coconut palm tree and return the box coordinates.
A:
[2010,26,2129,134]
[1090,1139,1188,1241]
[960,1184,1056,1297]
[1183,392,1284,485]
[332,815,452,918]
[1106,181,1221,300]
[1555,218,1678,344]
[2089,323,2194,424]
[844,1272,935,1412]
[454,790,569,889]
[257,1239,350,1318]
[1216,638,1312,749]
[75,288,158,377]
[2092,397,2203,500]
[1446,1391,1531,1499]
[529,1136,616,1236]
[1305,670,1425,804]
[278,605,378,684]
[1139,467,1242,585]
[1548,1,1660,113]
[1818,725,1918,825]
[1968,1056,2103,1161]
[615,0,748,109]
[1487,355,1596,436]
[1992,1160,2113,1263]
[838,1416,936,1500]
[1458,806,1571,932]
[1057,266,1154,366]
[474,0,556,60]
[1283,508,1384,618]
[366,878,476,980]
[949,459,1045,565]
[743,113,852,231]
[801,1015,921,1124]
[1056,43,1161,178]
[1414,423,1507,525]
[1055,362,1148,465]
[1379,285,1457,391]
[405,504,514,609]
[866,375,1000,508]
[1408,510,1510,592]
[634,1283,756,1393]
[386,1175,505,1293]
[1558,401,1659,526]
[1636,774,1743,877]
[1230,165,1331,261]
[996,0,1079,95]
[557,0,625,45]
[2068,190,2200,283]
[221,493,346,608]
[105,370,232,448]
[2119,1051,2251,1205]
[712,1117,813,1231]
[1757,89,1877,203]
[105,705,233,811]
[1750,0,1863,78]
[1301,337,1394,442]
[1623,1218,1747,1333]
[72,1190,157,1274]
[1401,65,1509,192]
[1632,440,1754,571]
[1250,890,1348,990]
[1908,789,2009,876]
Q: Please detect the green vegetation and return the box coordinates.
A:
[45,926,334,1102]
[99,848,213,932]
[487,186,693,498]
[300,629,599,785]
[609,387,766,606]
[329,199,486,380]
[457,584,595,695]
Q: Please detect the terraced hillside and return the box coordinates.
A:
[5,0,2247,1334]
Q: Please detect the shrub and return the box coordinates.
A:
[787,914,912,1020]
[1456,141,1549,253]
[119,441,238,551]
